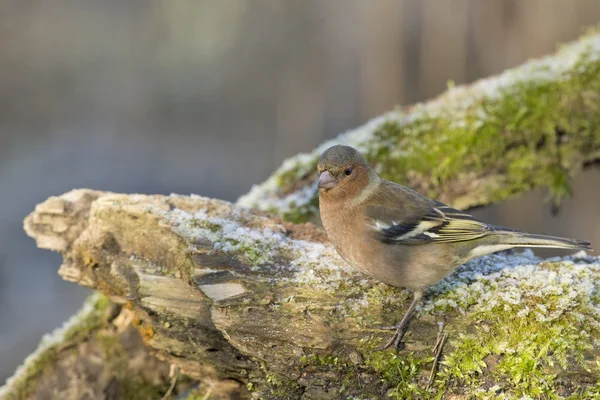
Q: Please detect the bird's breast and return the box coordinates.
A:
[319,202,386,275]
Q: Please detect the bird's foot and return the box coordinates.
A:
[377,322,408,351]
[376,293,422,351]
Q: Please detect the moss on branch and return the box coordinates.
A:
[238,30,600,223]
[0,294,189,400]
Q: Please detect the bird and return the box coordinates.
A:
[316,144,592,350]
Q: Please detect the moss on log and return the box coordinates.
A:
[238,31,600,223]
[10,190,600,399]
[0,292,197,400]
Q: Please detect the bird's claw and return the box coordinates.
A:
[376,292,421,351]
[377,326,406,351]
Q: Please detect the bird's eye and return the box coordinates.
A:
[344,168,352,176]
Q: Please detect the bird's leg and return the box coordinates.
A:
[378,291,423,351]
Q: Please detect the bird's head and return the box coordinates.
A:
[316,145,378,201]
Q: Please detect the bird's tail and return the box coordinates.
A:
[491,227,592,251]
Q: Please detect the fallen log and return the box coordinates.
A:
[7,189,599,399]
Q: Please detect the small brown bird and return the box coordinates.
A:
[317,145,592,350]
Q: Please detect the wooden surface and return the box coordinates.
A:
[13,189,599,399]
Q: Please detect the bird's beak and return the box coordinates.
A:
[317,171,337,189]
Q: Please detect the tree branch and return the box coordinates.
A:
[239,32,600,223]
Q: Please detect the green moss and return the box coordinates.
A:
[275,159,318,191]
[361,339,433,399]
[425,259,600,398]
[179,389,212,400]
[325,257,600,399]
[7,347,60,400]
[224,238,272,268]
[61,295,110,343]
[6,293,110,399]
[568,381,600,399]
[189,218,222,233]
[332,282,411,327]
[4,293,178,400]
[291,347,433,399]
[299,353,340,366]
[246,31,600,222]
[96,331,169,400]
[437,307,596,398]
[368,45,600,209]
[282,195,320,224]
[256,363,303,399]
[295,352,358,397]
[242,256,600,399]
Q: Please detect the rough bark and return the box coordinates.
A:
[7,189,600,399]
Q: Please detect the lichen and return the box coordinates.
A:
[237,30,600,222]
[151,202,351,281]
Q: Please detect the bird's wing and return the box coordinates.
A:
[366,185,493,245]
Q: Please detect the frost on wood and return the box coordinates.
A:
[238,31,600,223]
[16,190,600,399]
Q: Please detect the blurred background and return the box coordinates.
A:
[2,0,600,382]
